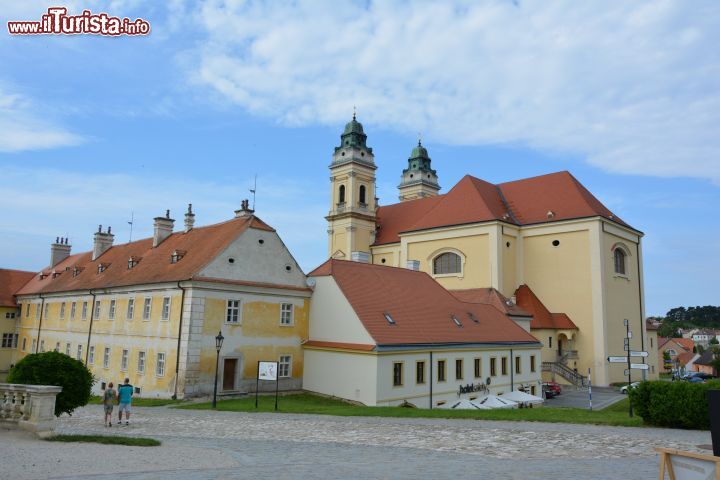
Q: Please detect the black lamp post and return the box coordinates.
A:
[212,330,224,409]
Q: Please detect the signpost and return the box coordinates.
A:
[588,368,592,411]
[606,320,652,418]
[608,356,627,363]
[256,361,280,411]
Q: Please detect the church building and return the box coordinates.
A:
[325,116,657,386]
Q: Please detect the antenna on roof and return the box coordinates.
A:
[250,174,257,211]
[128,211,134,243]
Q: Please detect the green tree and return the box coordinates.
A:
[709,337,719,345]
[662,351,672,373]
[657,322,681,338]
[7,351,93,416]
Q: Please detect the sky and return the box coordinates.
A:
[0,1,718,316]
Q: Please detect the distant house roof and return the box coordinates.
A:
[0,269,35,307]
[450,288,531,318]
[673,338,695,352]
[645,319,659,331]
[373,171,634,246]
[695,348,719,367]
[17,215,277,295]
[677,352,698,367]
[513,285,578,330]
[308,259,540,347]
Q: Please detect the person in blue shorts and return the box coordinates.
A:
[117,377,133,426]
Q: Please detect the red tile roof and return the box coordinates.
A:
[0,269,35,307]
[373,171,632,245]
[309,259,539,346]
[17,216,276,295]
[450,288,531,317]
[672,338,695,352]
[514,284,578,330]
[677,351,697,367]
[303,340,376,351]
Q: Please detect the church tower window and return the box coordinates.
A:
[359,185,366,205]
[338,185,346,204]
[613,248,626,275]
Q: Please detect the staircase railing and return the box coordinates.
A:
[542,361,588,388]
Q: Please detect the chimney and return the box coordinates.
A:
[234,199,254,218]
[50,236,72,266]
[406,260,420,271]
[92,225,114,261]
[153,210,175,247]
[184,203,195,233]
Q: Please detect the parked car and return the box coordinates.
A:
[682,372,715,381]
[542,385,557,399]
[688,376,707,383]
[542,382,562,395]
[620,382,641,394]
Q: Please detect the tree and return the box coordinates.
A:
[662,351,673,373]
[712,347,720,376]
[709,337,719,345]
[657,322,681,338]
[7,351,93,416]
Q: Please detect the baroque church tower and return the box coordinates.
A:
[398,140,440,201]
[326,115,377,261]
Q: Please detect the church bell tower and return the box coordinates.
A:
[398,140,440,201]
[326,114,377,261]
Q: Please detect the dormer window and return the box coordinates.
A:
[383,312,396,325]
[451,314,463,327]
[97,263,110,273]
[128,256,141,269]
[39,272,47,280]
[170,250,186,264]
[51,271,61,279]
[72,266,84,277]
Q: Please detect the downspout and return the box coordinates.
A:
[84,289,97,364]
[35,295,45,352]
[429,351,433,410]
[172,281,187,400]
[510,348,514,392]
[636,242,646,379]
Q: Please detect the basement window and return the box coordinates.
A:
[383,312,396,325]
[451,315,463,328]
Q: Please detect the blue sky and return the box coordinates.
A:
[0,1,718,316]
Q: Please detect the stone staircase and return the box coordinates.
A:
[542,361,588,388]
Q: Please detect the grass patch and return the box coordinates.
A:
[88,396,186,407]
[46,435,160,447]
[178,393,643,427]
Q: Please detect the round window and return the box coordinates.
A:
[228,258,235,264]
[552,240,560,247]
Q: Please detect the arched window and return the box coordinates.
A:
[613,248,626,275]
[359,185,366,205]
[433,252,462,275]
[338,185,346,204]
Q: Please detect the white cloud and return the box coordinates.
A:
[189,0,720,182]
[0,166,327,272]
[0,87,85,152]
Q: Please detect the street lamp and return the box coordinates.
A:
[212,330,224,409]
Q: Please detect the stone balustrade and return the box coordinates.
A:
[0,383,62,437]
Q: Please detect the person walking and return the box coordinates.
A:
[117,378,134,426]
[102,382,117,427]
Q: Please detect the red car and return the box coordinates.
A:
[542,382,562,395]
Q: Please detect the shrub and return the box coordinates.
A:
[7,351,94,417]
[629,380,720,430]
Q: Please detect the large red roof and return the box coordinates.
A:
[309,259,539,346]
[373,171,632,245]
[0,269,35,307]
[450,288,531,318]
[17,216,275,295]
[514,284,578,330]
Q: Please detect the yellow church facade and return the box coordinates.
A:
[326,117,657,386]
[14,205,311,398]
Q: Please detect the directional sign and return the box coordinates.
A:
[608,356,627,363]
[630,351,648,357]
[624,338,630,345]
[631,363,649,370]
[624,344,630,351]
[627,331,633,339]
[624,369,630,376]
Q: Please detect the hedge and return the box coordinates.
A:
[7,351,94,417]
[629,380,720,430]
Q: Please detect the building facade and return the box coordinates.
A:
[0,269,35,381]
[14,204,310,398]
[326,116,656,386]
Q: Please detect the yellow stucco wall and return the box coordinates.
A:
[501,234,517,297]
[0,306,20,380]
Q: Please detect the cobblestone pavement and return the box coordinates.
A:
[1,405,712,480]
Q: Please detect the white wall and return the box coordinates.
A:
[308,276,375,344]
[303,349,378,405]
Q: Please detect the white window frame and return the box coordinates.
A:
[278,355,292,378]
[280,303,294,326]
[65,343,71,356]
[81,301,88,320]
[54,342,60,352]
[156,352,166,377]
[22,337,27,351]
[94,300,101,319]
[35,303,40,320]
[138,351,146,374]
[103,347,110,369]
[126,298,135,320]
[226,299,241,324]
[161,296,171,321]
[32,339,37,353]
[142,298,152,321]
[121,349,129,371]
[108,299,116,320]
[40,340,45,352]
[59,302,66,319]
[70,301,76,320]
[88,345,95,364]
[76,344,83,361]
